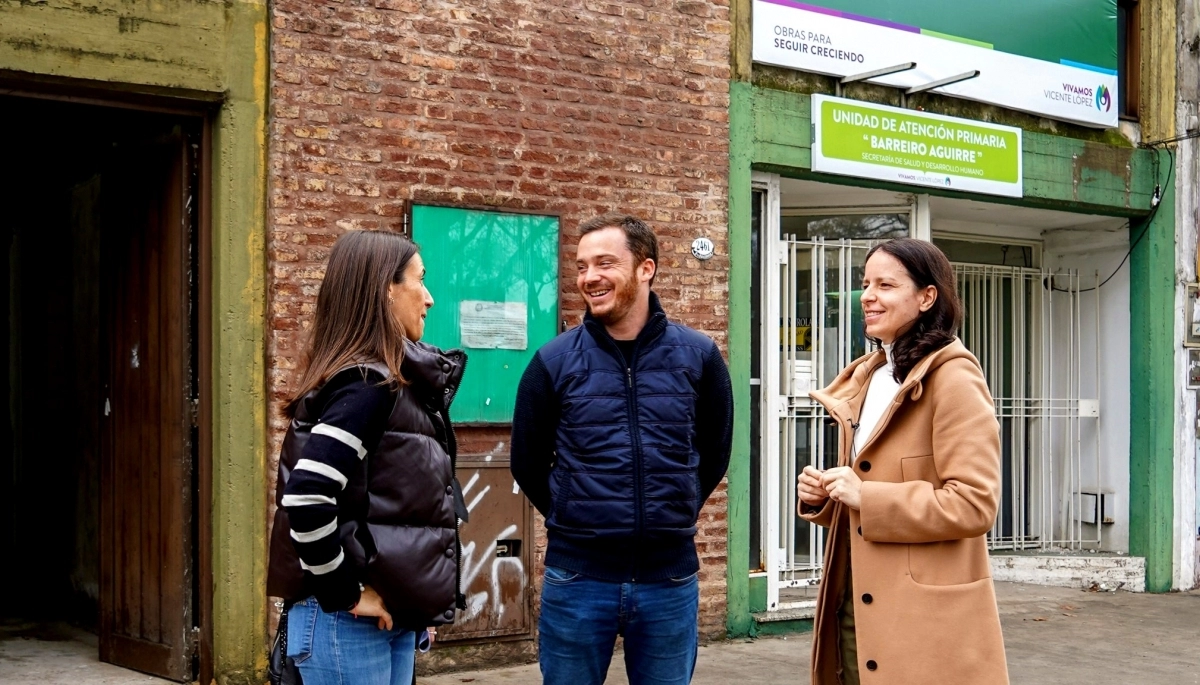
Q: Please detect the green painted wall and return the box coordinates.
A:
[747,87,1157,216]
[726,79,755,639]
[0,2,269,683]
[726,81,1177,635]
[0,0,226,93]
[1129,149,1176,593]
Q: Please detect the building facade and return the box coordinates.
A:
[266,0,734,672]
[2,1,1199,683]
[724,0,1199,637]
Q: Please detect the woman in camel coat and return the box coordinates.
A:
[797,238,1008,685]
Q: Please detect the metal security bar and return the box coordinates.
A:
[763,237,876,611]
[954,264,1105,551]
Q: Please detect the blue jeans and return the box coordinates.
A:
[286,596,417,685]
[538,567,700,685]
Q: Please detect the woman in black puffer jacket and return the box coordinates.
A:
[267,230,467,685]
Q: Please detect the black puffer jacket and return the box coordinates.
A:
[267,341,468,627]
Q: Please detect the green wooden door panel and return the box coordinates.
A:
[412,205,559,423]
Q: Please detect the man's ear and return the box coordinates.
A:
[640,258,657,284]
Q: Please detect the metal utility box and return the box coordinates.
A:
[440,459,533,642]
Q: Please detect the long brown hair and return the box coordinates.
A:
[864,238,963,383]
[285,230,420,416]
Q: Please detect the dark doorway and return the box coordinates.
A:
[0,96,201,682]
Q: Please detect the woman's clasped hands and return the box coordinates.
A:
[797,465,864,510]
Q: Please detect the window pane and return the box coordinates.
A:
[780,213,908,240]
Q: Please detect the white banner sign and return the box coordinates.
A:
[752,0,1118,128]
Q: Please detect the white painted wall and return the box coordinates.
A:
[1174,0,1199,589]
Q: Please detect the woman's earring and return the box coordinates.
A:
[388,297,394,305]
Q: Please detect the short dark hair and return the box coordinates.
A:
[579,213,659,283]
[864,238,963,383]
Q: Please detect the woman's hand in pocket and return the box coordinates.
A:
[351,585,393,630]
[797,465,829,506]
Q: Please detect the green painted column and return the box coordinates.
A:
[1129,147,1176,593]
[210,2,270,682]
[726,80,754,637]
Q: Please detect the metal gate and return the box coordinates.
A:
[761,236,879,612]
[955,264,1106,551]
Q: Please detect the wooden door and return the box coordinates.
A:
[99,131,195,681]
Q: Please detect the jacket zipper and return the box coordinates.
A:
[586,314,663,583]
[626,363,644,582]
[444,353,468,611]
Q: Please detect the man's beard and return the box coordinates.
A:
[587,273,641,326]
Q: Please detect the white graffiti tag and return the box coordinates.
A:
[459,470,527,622]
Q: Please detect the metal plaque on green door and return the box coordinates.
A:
[412,205,560,423]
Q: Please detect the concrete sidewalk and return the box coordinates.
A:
[0,582,1195,684]
[421,582,1200,685]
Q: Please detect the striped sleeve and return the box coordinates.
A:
[282,367,394,612]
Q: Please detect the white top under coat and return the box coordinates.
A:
[853,343,901,461]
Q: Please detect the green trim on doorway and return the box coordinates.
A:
[1128,148,1176,593]
[0,1,272,680]
[209,3,270,682]
[749,574,767,613]
[726,80,755,638]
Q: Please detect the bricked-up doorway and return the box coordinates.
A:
[0,96,203,682]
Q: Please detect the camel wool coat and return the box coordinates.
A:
[802,338,1008,685]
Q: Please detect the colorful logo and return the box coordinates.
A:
[1096,85,1112,112]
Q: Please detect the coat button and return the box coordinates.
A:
[866,660,878,671]
[861,593,873,604]
[859,460,872,472]
[445,547,454,558]
[857,526,862,536]
[443,609,454,620]
[441,362,451,373]
[446,485,453,495]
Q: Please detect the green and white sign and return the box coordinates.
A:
[754,1,1117,128]
[811,95,1022,198]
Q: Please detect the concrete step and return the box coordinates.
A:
[753,601,816,623]
[990,552,1146,592]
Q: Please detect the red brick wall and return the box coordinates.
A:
[268,0,733,657]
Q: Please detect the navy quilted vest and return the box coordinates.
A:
[539,307,712,547]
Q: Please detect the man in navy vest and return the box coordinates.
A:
[511,214,733,685]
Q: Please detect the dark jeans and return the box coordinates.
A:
[538,566,700,685]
